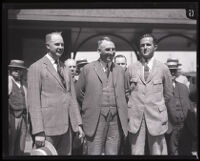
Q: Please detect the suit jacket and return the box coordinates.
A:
[167,81,191,133]
[27,55,82,136]
[127,59,173,136]
[75,60,128,137]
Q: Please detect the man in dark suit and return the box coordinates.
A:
[27,32,84,155]
[8,60,28,155]
[127,33,173,155]
[75,36,128,155]
[165,58,191,155]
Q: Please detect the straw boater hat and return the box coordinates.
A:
[76,59,88,68]
[30,140,58,156]
[8,60,26,69]
[166,58,182,70]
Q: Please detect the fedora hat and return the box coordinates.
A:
[8,60,26,69]
[30,140,57,156]
[166,58,181,70]
[76,59,88,68]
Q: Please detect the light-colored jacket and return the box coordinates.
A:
[75,60,128,137]
[27,56,82,136]
[127,59,173,136]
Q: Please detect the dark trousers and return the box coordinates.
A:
[46,127,72,155]
[9,114,27,156]
[165,124,184,155]
[86,112,122,155]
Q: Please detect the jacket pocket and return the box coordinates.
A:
[158,105,168,124]
[153,79,163,93]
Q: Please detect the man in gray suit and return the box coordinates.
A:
[75,36,128,155]
[27,32,84,155]
[127,33,173,155]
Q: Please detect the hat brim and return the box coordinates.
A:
[8,65,26,69]
[30,140,58,156]
[77,62,88,67]
[168,67,181,70]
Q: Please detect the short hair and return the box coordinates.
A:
[45,31,62,44]
[98,36,113,49]
[139,33,158,45]
[65,58,76,65]
[114,54,127,63]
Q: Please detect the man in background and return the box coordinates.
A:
[114,54,127,71]
[8,60,28,155]
[165,58,191,155]
[65,58,77,83]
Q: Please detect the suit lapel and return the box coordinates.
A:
[146,59,157,84]
[137,62,146,84]
[61,62,70,91]
[93,61,107,84]
[43,56,65,89]
[112,63,118,87]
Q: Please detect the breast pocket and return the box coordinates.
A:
[153,79,163,93]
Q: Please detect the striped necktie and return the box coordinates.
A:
[144,63,150,81]
[55,60,66,89]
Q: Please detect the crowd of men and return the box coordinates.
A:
[8,32,197,156]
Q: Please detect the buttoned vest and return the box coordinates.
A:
[9,80,26,118]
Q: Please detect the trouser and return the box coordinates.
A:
[9,114,27,156]
[86,112,122,155]
[129,116,168,155]
[165,124,184,155]
[46,127,72,155]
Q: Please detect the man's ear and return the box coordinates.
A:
[97,48,101,53]
[154,44,158,51]
[46,44,49,50]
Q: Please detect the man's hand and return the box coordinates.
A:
[34,132,45,148]
[78,125,85,143]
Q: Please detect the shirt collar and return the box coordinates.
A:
[46,53,58,65]
[141,56,154,70]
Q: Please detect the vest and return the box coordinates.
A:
[100,72,117,116]
[9,80,26,118]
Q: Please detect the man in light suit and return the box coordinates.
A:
[27,32,84,155]
[127,33,173,155]
[75,36,128,155]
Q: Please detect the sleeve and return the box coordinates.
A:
[69,71,83,132]
[27,64,44,135]
[8,75,13,96]
[162,65,174,106]
[75,66,86,108]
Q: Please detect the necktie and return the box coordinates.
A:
[55,60,66,89]
[105,64,109,78]
[144,63,150,81]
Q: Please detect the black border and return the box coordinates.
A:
[2,1,199,160]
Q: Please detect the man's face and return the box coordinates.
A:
[169,69,178,81]
[46,34,64,59]
[140,37,157,60]
[115,57,127,70]
[10,68,23,81]
[99,40,116,63]
[65,60,76,76]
